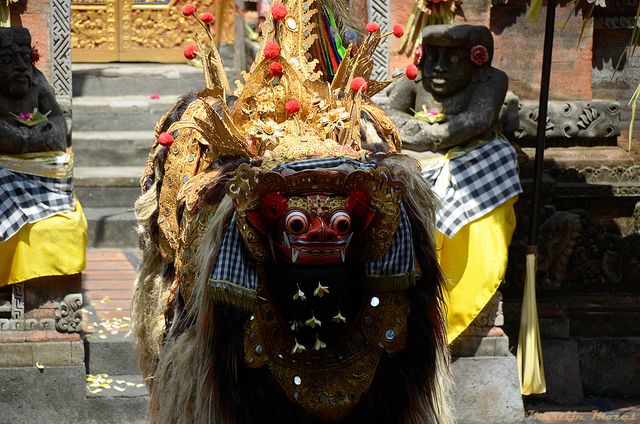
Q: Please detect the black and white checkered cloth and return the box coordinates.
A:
[0,168,76,243]
[365,204,415,277]
[421,136,522,239]
[271,156,376,173]
[208,215,259,291]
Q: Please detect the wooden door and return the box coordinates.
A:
[71,0,235,63]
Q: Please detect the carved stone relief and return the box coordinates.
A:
[505,162,640,294]
[536,212,582,290]
[515,100,621,140]
[51,0,72,99]
[0,318,57,331]
[54,293,84,333]
[12,282,24,320]
[570,212,640,288]
[470,291,504,328]
[367,0,390,81]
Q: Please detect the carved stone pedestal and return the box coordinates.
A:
[450,291,526,424]
[0,275,86,422]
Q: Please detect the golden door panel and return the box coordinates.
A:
[72,0,236,63]
[71,0,119,62]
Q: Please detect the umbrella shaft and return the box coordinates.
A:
[529,0,557,247]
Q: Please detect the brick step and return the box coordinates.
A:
[73,63,205,97]
[72,131,154,167]
[84,374,149,424]
[72,95,178,132]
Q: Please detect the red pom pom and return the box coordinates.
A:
[405,64,418,80]
[392,24,404,38]
[271,3,288,20]
[158,132,174,147]
[269,61,283,77]
[182,4,194,16]
[30,47,40,65]
[184,44,198,60]
[263,41,280,61]
[365,22,379,33]
[350,77,367,93]
[261,192,288,221]
[201,12,214,23]
[285,100,301,114]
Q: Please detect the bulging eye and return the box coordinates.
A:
[329,211,351,235]
[285,211,308,235]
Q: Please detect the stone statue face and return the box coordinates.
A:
[0,41,33,97]
[422,45,473,96]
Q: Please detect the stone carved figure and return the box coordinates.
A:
[0,27,67,153]
[385,25,508,152]
[384,25,522,343]
[0,26,86,288]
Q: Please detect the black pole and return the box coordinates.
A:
[528,0,557,252]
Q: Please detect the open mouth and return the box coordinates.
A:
[279,233,353,264]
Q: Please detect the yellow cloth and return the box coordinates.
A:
[439,195,518,344]
[0,194,87,287]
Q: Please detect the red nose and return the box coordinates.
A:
[302,217,339,242]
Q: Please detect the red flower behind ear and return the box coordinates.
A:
[30,47,40,65]
[470,45,489,66]
[345,190,369,217]
[261,192,288,221]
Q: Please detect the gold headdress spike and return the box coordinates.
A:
[169,0,409,166]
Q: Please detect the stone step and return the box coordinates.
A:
[84,332,140,376]
[74,166,143,188]
[84,374,149,424]
[72,95,179,132]
[72,131,154,167]
[73,63,205,97]
[83,207,139,248]
[75,187,141,209]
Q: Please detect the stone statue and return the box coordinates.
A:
[0,26,85,287]
[386,24,507,152]
[0,26,67,154]
[384,25,522,344]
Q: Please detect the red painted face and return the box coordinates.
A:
[273,194,354,264]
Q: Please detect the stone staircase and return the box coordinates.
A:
[72,64,207,248]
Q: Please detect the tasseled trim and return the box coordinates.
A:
[207,280,257,313]
[364,272,416,291]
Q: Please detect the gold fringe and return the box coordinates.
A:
[206,280,257,313]
[364,273,416,291]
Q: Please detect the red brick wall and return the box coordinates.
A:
[491,0,593,101]
[10,0,52,84]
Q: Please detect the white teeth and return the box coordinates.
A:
[345,234,353,249]
[340,248,346,262]
[291,247,299,263]
[283,232,291,249]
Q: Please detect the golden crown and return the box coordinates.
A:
[160,0,410,167]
